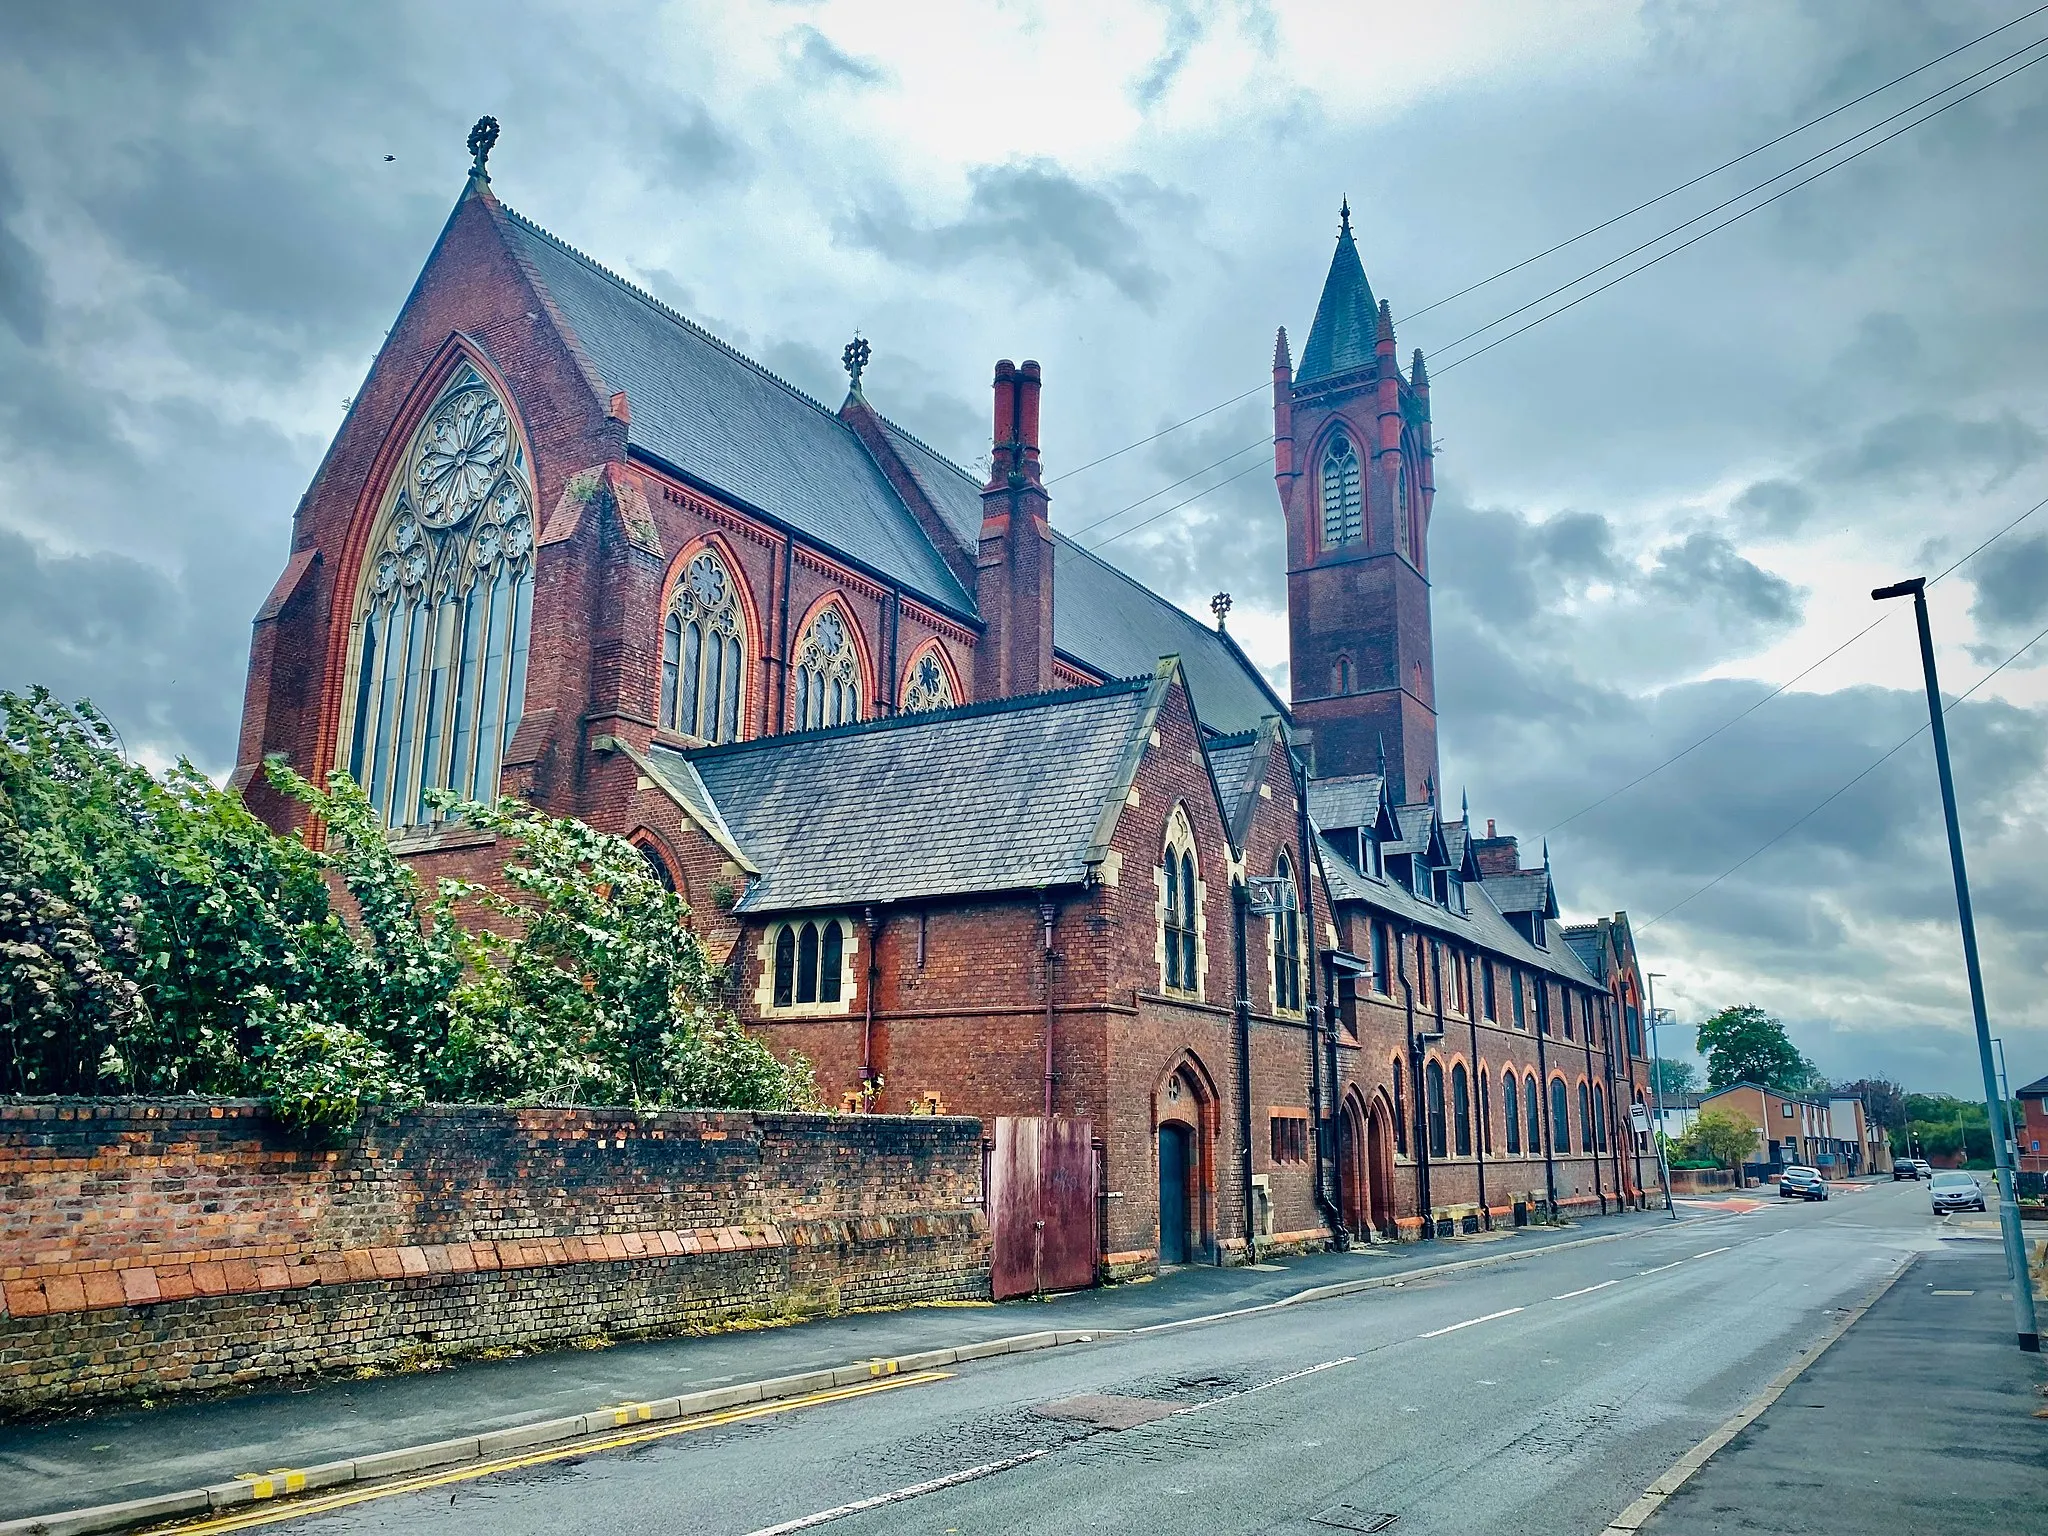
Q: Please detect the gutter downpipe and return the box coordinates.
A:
[861,905,881,1106]
[1402,928,1431,1235]
[1465,972,1488,1229]
[1533,978,1558,1215]
[1040,895,1058,1118]
[1581,995,1606,1215]
[1293,747,1346,1246]
[1232,878,1258,1263]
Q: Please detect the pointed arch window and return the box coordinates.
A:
[1579,1081,1595,1155]
[767,917,850,1011]
[1526,1075,1543,1155]
[1425,1059,1447,1160]
[1270,852,1302,1015]
[1320,431,1362,547]
[342,364,535,829]
[901,647,956,714]
[1452,1062,1472,1157]
[1504,1072,1522,1155]
[1161,811,1201,997]
[1479,1067,1493,1155]
[1551,1077,1572,1154]
[792,605,863,730]
[661,548,747,743]
[1392,1058,1408,1155]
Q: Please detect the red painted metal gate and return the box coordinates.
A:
[989,1116,1098,1300]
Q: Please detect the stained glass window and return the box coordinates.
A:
[662,549,747,743]
[793,605,862,730]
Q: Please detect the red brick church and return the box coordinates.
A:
[238,121,1653,1273]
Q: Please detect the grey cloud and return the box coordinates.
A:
[785,25,887,86]
[840,162,1177,304]
[1132,2,1203,108]
[1732,477,1815,537]
[1968,531,2048,633]
[1811,408,2045,494]
[1647,531,1802,626]
[0,158,48,345]
[652,102,750,188]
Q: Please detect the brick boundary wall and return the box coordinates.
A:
[0,1100,989,1415]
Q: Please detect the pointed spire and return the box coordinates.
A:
[1376,734,1387,781]
[1542,837,1552,871]
[1410,348,1428,388]
[1296,202,1378,383]
[1375,297,1395,349]
[1461,786,1469,824]
[1273,326,1291,371]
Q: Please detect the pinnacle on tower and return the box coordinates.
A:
[1376,297,1395,349]
[1273,327,1291,371]
[1411,348,1428,388]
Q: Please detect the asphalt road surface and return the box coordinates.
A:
[163,1185,1946,1536]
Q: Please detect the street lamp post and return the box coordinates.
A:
[1873,576,2040,1352]
[1646,972,1676,1218]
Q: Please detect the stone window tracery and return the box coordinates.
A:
[1320,430,1362,547]
[1160,807,1203,998]
[342,365,535,830]
[762,916,853,1015]
[661,548,747,743]
[1269,853,1302,1015]
[901,647,956,714]
[792,604,863,730]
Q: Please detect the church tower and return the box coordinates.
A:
[1273,203,1438,802]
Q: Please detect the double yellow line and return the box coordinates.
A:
[167,1371,951,1533]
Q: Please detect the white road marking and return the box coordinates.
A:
[740,1450,1052,1535]
[1553,1280,1619,1300]
[1692,1247,1732,1259]
[1172,1355,1357,1416]
[1419,1307,1525,1339]
[1637,1260,1684,1275]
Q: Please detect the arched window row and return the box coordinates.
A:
[662,548,747,744]
[343,365,535,829]
[767,917,850,1012]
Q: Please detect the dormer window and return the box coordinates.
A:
[1446,873,1464,913]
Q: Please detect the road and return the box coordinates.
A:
[157,1183,1944,1536]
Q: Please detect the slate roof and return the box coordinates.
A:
[1050,536,1286,736]
[1484,869,1556,917]
[1297,218,1379,384]
[1314,827,1602,989]
[1562,926,1605,977]
[2016,1074,2048,1100]
[875,416,984,548]
[1307,773,1385,831]
[1388,803,1438,858]
[1206,735,1260,831]
[495,205,975,616]
[651,679,1156,913]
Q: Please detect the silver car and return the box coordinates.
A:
[1929,1171,1986,1213]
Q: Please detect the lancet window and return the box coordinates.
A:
[1320,431,1363,547]
[901,648,956,714]
[342,365,535,829]
[661,549,747,743]
[792,605,862,730]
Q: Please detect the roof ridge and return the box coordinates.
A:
[671,675,1151,760]
[497,202,849,430]
[877,412,981,486]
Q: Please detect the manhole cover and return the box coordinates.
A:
[1033,1395,1182,1430]
[1312,1507,1398,1533]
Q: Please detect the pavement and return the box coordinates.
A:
[1641,1235,2048,1535]
[47,1180,1913,1535]
[0,1203,1683,1521]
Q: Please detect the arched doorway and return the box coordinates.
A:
[1339,1093,1370,1237]
[1366,1094,1397,1239]
[1158,1123,1193,1265]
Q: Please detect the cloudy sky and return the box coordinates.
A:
[4,0,2046,1097]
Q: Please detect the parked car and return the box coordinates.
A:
[1779,1166,1829,1201]
[1929,1171,1987,1213]
[1893,1160,1920,1180]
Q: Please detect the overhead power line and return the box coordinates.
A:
[1544,488,2048,836]
[1084,457,1274,551]
[1046,383,1268,486]
[1431,42,2048,374]
[1067,435,1271,541]
[1640,612,2048,930]
[1405,4,2048,324]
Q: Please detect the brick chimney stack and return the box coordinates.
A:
[976,359,1056,701]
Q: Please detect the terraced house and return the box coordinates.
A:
[238,123,1652,1278]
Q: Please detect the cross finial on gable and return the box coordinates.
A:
[1210,591,1232,631]
[842,334,871,395]
[467,117,500,185]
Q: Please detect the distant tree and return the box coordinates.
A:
[1832,1077,1907,1134]
[1696,1005,1817,1094]
[1679,1108,1760,1174]
[1649,1058,1699,1096]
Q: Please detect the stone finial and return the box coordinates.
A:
[1339,196,1352,237]
[1210,591,1233,631]
[842,334,871,394]
[467,117,500,184]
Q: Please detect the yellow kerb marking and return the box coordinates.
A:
[168,1373,949,1534]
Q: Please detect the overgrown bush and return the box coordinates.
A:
[0,689,812,1126]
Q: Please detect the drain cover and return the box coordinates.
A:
[1311,1506,1399,1533]
[1032,1395,1182,1430]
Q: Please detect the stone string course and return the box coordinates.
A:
[0,1100,989,1413]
